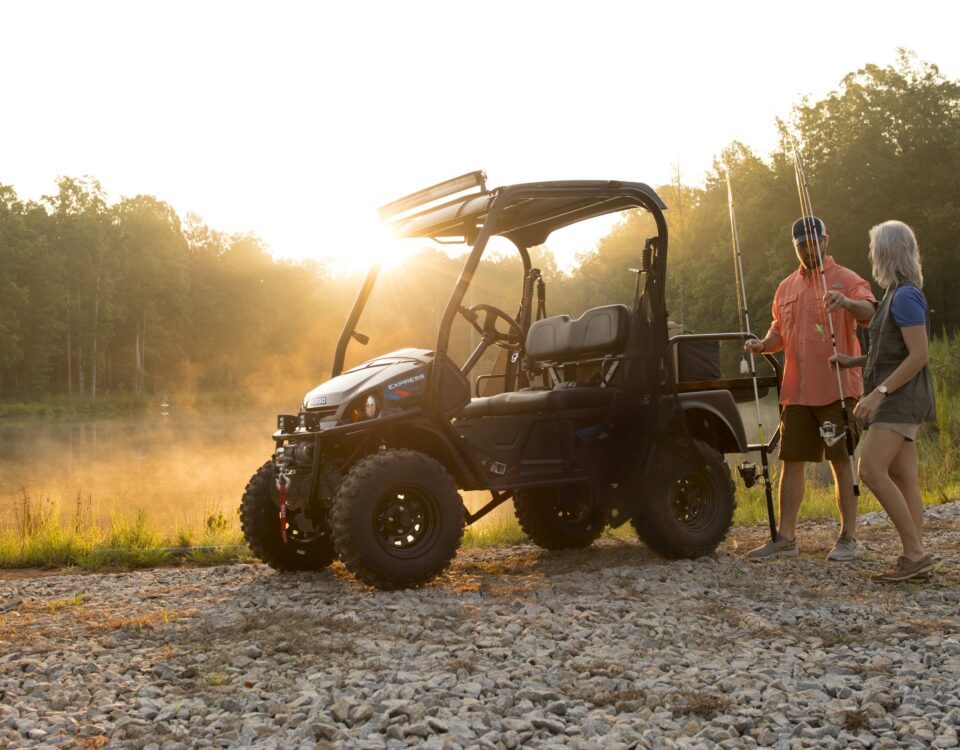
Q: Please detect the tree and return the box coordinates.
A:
[785,51,960,329]
[43,176,119,397]
[114,195,190,395]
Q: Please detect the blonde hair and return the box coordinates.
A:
[868,220,923,289]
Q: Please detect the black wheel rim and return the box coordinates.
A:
[669,467,719,533]
[373,485,440,558]
[553,486,594,525]
[283,508,328,547]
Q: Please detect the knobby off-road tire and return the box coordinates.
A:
[631,440,736,559]
[240,461,337,571]
[513,484,605,550]
[331,449,465,590]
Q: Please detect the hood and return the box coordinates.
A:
[302,348,432,409]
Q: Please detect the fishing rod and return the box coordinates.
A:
[725,170,778,542]
[790,140,861,498]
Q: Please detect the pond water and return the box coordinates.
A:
[0,405,506,534]
[0,407,280,532]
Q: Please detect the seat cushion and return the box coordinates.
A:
[457,386,615,418]
[526,304,631,363]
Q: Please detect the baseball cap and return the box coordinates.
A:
[792,215,826,246]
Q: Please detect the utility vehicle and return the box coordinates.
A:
[239,172,781,589]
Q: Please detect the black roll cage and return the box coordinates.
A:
[333,178,668,387]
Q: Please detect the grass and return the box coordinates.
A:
[462,515,528,547]
[0,487,250,570]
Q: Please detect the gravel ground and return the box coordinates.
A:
[1,503,959,750]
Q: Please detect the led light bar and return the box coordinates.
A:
[378,170,487,222]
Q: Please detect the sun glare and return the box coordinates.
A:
[314,221,410,274]
[315,217,481,276]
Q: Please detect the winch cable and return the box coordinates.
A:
[790,140,861,498]
[725,170,778,542]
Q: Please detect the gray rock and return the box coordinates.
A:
[330,698,351,724]
[2,514,958,750]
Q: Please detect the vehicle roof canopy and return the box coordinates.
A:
[383,177,667,248]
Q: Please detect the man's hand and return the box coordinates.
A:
[744,339,766,355]
[824,291,847,312]
[829,354,862,369]
[825,291,877,323]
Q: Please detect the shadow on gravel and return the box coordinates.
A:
[453,538,662,579]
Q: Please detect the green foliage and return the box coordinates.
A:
[583,54,960,341]
[929,333,960,394]
[1,54,959,405]
[0,393,149,421]
[205,510,231,534]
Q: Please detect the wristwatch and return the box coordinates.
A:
[877,384,890,396]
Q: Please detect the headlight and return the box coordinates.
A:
[349,393,381,423]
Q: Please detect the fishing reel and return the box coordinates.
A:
[738,461,764,488]
[819,420,846,447]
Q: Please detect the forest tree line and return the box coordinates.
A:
[1,53,957,402]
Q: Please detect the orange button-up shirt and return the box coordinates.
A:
[768,256,876,406]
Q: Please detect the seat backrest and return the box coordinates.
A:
[526,304,631,363]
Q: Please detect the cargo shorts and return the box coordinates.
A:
[779,398,860,462]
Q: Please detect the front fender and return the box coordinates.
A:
[678,390,747,454]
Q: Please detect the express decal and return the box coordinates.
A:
[385,372,426,401]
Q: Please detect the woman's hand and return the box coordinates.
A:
[853,390,884,424]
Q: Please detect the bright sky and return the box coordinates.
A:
[2,0,957,271]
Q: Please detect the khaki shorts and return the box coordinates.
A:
[868,422,921,441]
[779,398,860,462]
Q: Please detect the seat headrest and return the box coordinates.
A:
[526,304,631,363]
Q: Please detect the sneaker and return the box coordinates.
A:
[826,534,863,562]
[870,554,934,583]
[748,536,798,561]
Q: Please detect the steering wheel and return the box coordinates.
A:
[458,304,525,350]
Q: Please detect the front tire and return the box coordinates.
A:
[631,440,735,559]
[240,461,337,571]
[514,484,605,550]
[331,449,465,590]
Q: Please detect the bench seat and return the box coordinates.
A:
[458,386,614,418]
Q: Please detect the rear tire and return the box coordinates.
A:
[514,484,605,550]
[331,449,464,590]
[631,440,735,559]
[240,461,337,571]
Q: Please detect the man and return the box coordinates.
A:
[746,216,876,562]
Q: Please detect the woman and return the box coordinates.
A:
[829,220,937,582]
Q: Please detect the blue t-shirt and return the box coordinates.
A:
[890,286,928,327]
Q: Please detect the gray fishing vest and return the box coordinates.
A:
[863,284,937,425]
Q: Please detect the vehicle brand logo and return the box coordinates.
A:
[307,396,328,407]
[387,373,426,390]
